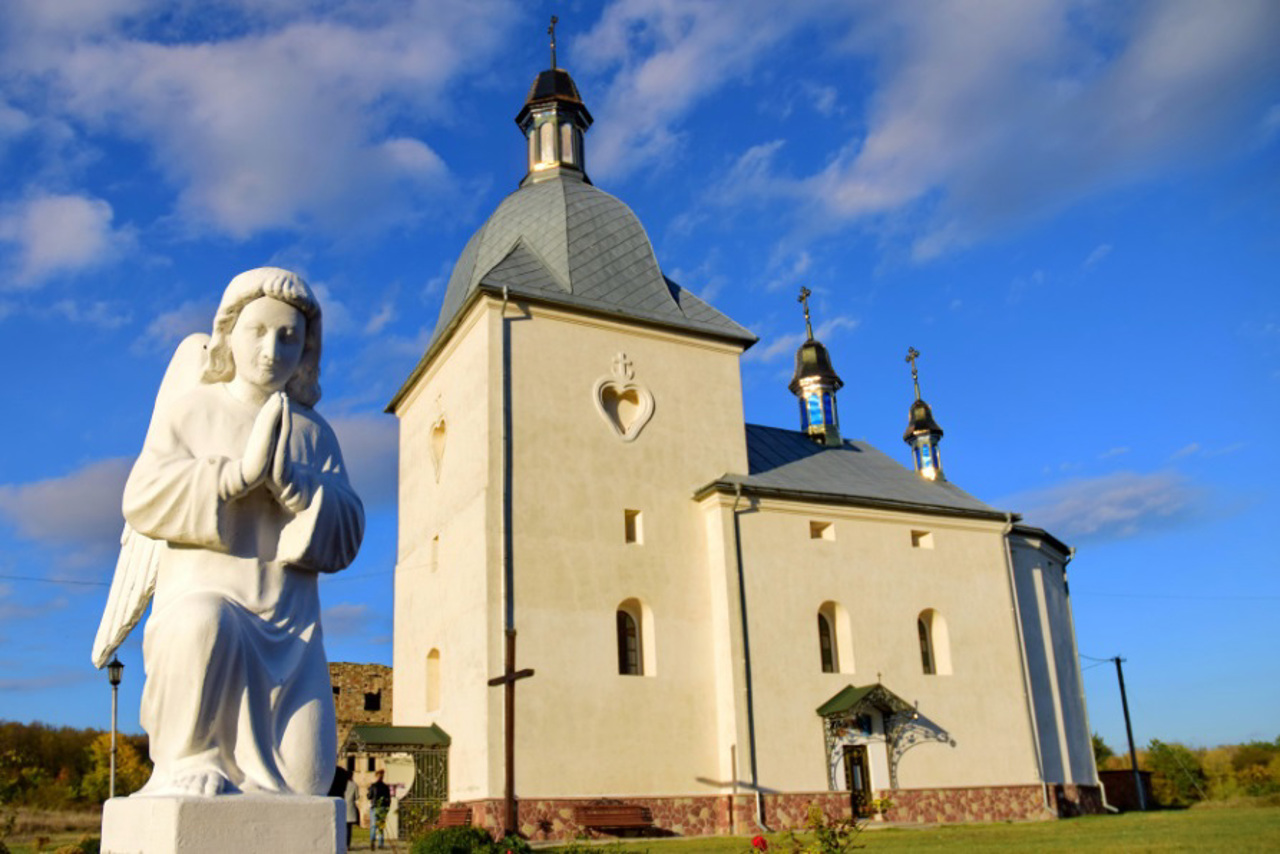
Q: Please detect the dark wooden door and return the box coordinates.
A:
[842,745,871,818]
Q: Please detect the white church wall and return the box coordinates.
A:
[732,500,1043,793]
[392,299,504,800]
[502,303,750,798]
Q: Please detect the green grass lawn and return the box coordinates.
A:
[4,805,1277,853]
[542,806,1280,854]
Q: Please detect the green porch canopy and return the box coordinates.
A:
[345,724,451,751]
[816,683,914,718]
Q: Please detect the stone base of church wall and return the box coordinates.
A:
[443,784,1102,841]
[876,783,1105,824]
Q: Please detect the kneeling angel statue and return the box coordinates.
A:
[92,267,364,797]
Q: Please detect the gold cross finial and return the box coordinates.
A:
[798,286,814,339]
[548,15,559,69]
[905,347,921,399]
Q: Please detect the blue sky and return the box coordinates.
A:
[0,1,1277,756]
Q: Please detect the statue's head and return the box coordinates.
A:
[204,267,323,406]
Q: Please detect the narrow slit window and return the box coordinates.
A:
[617,610,642,675]
[818,613,838,673]
[624,509,643,544]
[918,618,935,675]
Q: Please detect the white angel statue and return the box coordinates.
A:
[92,267,364,797]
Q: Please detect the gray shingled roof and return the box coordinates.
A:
[428,174,755,351]
[699,424,1006,519]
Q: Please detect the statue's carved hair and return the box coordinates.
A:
[203,267,323,406]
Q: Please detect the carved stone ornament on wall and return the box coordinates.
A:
[593,352,655,442]
[430,406,447,482]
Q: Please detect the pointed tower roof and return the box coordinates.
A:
[788,286,844,395]
[902,347,943,441]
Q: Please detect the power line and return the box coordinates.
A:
[0,572,108,587]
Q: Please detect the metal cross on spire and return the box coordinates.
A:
[548,15,559,69]
[905,347,922,400]
[798,286,814,340]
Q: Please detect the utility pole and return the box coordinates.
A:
[1114,656,1146,811]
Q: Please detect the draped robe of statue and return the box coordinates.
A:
[120,376,363,795]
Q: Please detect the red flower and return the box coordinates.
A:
[752,835,768,851]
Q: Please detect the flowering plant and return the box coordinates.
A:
[752,835,769,851]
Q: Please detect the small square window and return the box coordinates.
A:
[364,691,382,712]
[911,530,934,549]
[810,521,834,540]
[332,686,341,696]
[624,509,643,544]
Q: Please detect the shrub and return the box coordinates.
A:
[411,826,496,854]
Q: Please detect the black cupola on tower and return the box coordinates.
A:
[515,16,594,186]
[788,287,844,447]
[903,347,945,481]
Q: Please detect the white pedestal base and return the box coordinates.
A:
[101,794,345,854]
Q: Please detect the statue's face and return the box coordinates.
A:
[229,297,306,393]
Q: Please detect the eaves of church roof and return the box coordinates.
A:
[388,174,756,412]
[694,423,1010,522]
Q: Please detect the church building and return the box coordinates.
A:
[386,48,1101,839]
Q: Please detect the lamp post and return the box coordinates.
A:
[107,656,124,799]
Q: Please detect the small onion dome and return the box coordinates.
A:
[904,397,944,442]
[788,338,845,395]
[515,68,594,129]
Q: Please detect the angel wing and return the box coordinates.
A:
[91,333,210,668]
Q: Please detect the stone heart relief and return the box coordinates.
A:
[430,416,446,481]
[593,353,654,442]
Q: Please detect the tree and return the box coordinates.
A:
[1092,733,1114,768]
[80,733,151,801]
[1146,739,1207,806]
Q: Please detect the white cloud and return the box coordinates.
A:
[0,457,132,568]
[575,0,809,179]
[1084,243,1113,269]
[0,193,131,285]
[51,298,132,329]
[658,1,1279,259]
[1170,442,1200,459]
[134,298,216,353]
[3,0,518,238]
[745,314,859,364]
[328,411,398,509]
[1002,469,1198,542]
[322,601,373,639]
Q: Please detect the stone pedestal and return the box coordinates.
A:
[101,794,345,854]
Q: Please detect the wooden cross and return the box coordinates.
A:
[488,629,535,836]
[905,347,921,399]
[548,15,559,70]
[797,286,814,339]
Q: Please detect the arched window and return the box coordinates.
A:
[818,601,855,674]
[918,618,934,674]
[616,598,654,676]
[426,648,441,712]
[818,613,838,673]
[617,610,641,675]
[917,609,952,675]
